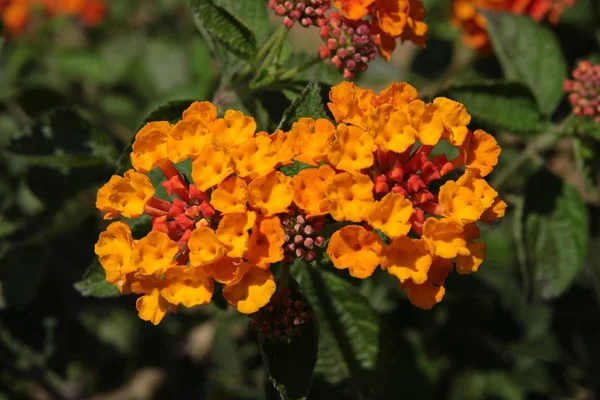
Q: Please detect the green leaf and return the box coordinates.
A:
[293,264,428,398]
[522,169,589,300]
[449,371,524,400]
[189,0,257,59]
[280,161,314,177]
[439,81,549,134]
[212,0,270,44]
[278,82,330,131]
[259,280,319,400]
[484,12,567,116]
[74,260,122,298]
[0,244,46,309]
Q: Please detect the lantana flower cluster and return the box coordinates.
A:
[1,0,105,37]
[564,60,600,123]
[94,81,505,325]
[268,0,428,78]
[452,0,575,52]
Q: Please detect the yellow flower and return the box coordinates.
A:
[267,130,295,166]
[130,121,172,173]
[328,123,375,173]
[328,81,376,129]
[96,169,155,219]
[229,135,279,179]
[407,100,444,145]
[94,221,135,292]
[381,236,432,284]
[130,231,179,275]
[463,129,501,177]
[366,192,413,238]
[248,171,294,216]
[160,265,214,308]
[439,171,498,224]
[216,212,257,258]
[422,217,470,259]
[210,109,256,150]
[373,82,418,110]
[286,118,335,166]
[188,227,226,267]
[326,172,374,222]
[222,266,276,314]
[191,144,235,191]
[327,225,383,278]
[292,164,336,218]
[168,119,213,163]
[403,257,452,310]
[433,97,471,146]
[245,216,285,267]
[182,101,218,124]
[369,104,417,153]
[136,287,169,325]
[210,176,248,214]
[202,257,251,285]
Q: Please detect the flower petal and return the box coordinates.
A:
[327,225,383,278]
[222,267,276,314]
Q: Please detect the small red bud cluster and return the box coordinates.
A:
[281,210,326,263]
[318,11,379,79]
[268,0,330,28]
[249,287,311,342]
[564,60,600,123]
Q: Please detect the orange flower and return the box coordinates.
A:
[247,171,294,216]
[183,101,218,124]
[2,0,30,36]
[332,0,374,19]
[326,172,374,222]
[292,164,336,218]
[96,169,155,219]
[462,129,501,177]
[404,257,452,310]
[210,175,249,214]
[327,225,383,278]
[229,135,279,179]
[168,119,213,163]
[188,227,226,267]
[438,171,498,225]
[210,110,256,150]
[202,257,251,285]
[285,118,336,166]
[216,212,257,258]
[94,221,135,292]
[328,123,375,173]
[366,193,413,238]
[480,196,507,223]
[160,265,214,308]
[245,216,286,267]
[130,231,179,276]
[130,121,172,173]
[328,81,376,129]
[455,222,487,274]
[369,104,417,153]
[222,267,277,314]
[433,97,471,146]
[191,144,235,191]
[422,217,470,259]
[381,236,432,284]
[407,100,444,145]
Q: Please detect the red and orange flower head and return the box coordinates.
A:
[451,0,575,53]
[286,81,506,310]
[268,0,428,77]
[94,102,297,324]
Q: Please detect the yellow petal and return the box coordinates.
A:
[248,171,294,216]
[327,123,375,173]
[94,221,135,292]
[96,170,155,220]
[168,119,213,163]
[210,175,248,214]
[130,121,171,173]
[326,172,374,222]
[161,266,214,307]
[130,231,179,275]
[136,288,168,325]
[216,212,256,258]
[422,218,470,259]
[366,193,413,238]
[326,225,383,279]
[292,164,336,218]
[191,144,235,191]
[245,216,285,267]
[222,267,276,314]
[210,109,256,150]
[188,227,226,267]
[381,236,432,284]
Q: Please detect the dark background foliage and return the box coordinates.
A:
[1,0,600,399]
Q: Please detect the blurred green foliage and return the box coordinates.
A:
[1,0,600,399]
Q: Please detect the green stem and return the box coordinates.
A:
[277,56,323,82]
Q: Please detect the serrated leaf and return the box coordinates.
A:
[485,12,567,116]
[439,81,549,134]
[212,0,270,44]
[278,82,330,131]
[259,279,318,400]
[74,260,122,298]
[523,169,589,300]
[293,265,428,398]
[189,0,257,60]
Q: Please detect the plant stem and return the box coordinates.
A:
[277,56,323,82]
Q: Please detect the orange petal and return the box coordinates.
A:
[222,267,276,314]
[327,225,383,278]
[248,171,294,216]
